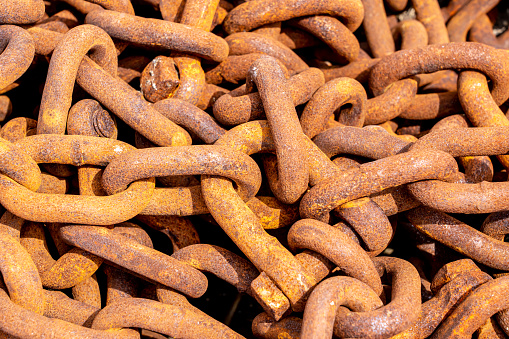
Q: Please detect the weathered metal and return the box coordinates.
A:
[2,0,509,336]
[432,276,509,338]
[213,67,324,126]
[300,77,367,138]
[369,42,509,105]
[85,10,229,62]
[91,297,245,338]
[300,149,459,222]
[300,276,383,339]
[334,257,422,338]
[447,0,500,42]
[407,206,509,270]
[223,0,364,34]
[59,224,208,298]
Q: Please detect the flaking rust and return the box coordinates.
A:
[0,0,509,338]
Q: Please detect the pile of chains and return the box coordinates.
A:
[1,0,509,338]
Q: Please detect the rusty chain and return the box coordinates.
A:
[1,0,509,338]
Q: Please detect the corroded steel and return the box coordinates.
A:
[91,297,245,338]
[0,218,44,314]
[290,16,360,63]
[0,135,154,225]
[430,114,493,183]
[59,225,208,298]
[140,56,180,103]
[170,0,220,105]
[102,146,261,213]
[362,0,395,57]
[76,57,192,147]
[0,0,45,24]
[410,126,509,156]
[392,20,429,50]
[300,77,367,138]
[223,0,364,34]
[334,257,422,338]
[0,25,35,91]
[245,56,309,204]
[411,0,449,44]
[458,70,509,168]
[288,218,383,294]
[0,283,139,339]
[172,244,259,294]
[38,24,117,136]
[470,14,509,49]
[153,98,226,144]
[85,10,228,62]
[431,276,509,338]
[369,42,509,105]
[447,0,499,42]
[301,276,383,339]
[364,79,418,125]
[313,125,410,159]
[20,222,102,290]
[300,149,459,222]
[225,32,308,74]
[206,53,288,85]
[392,259,491,339]
[1,0,509,336]
[0,136,41,192]
[407,207,509,270]
[336,197,393,254]
[252,313,301,339]
[213,67,324,126]
[43,289,100,326]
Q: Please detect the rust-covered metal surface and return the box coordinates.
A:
[225,32,308,74]
[223,0,364,34]
[288,218,383,295]
[213,67,324,126]
[300,77,367,138]
[447,0,500,42]
[91,297,245,338]
[391,259,492,339]
[412,0,449,44]
[59,224,208,298]
[290,16,360,63]
[407,207,509,270]
[334,257,422,338]
[245,56,308,204]
[369,42,509,104]
[362,0,395,58]
[0,0,45,24]
[392,20,429,50]
[300,149,459,222]
[300,276,383,339]
[429,114,494,184]
[0,25,35,91]
[431,276,509,338]
[470,14,509,49]
[85,10,229,62]
[38,24,117,136]
[2,0,509,337]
